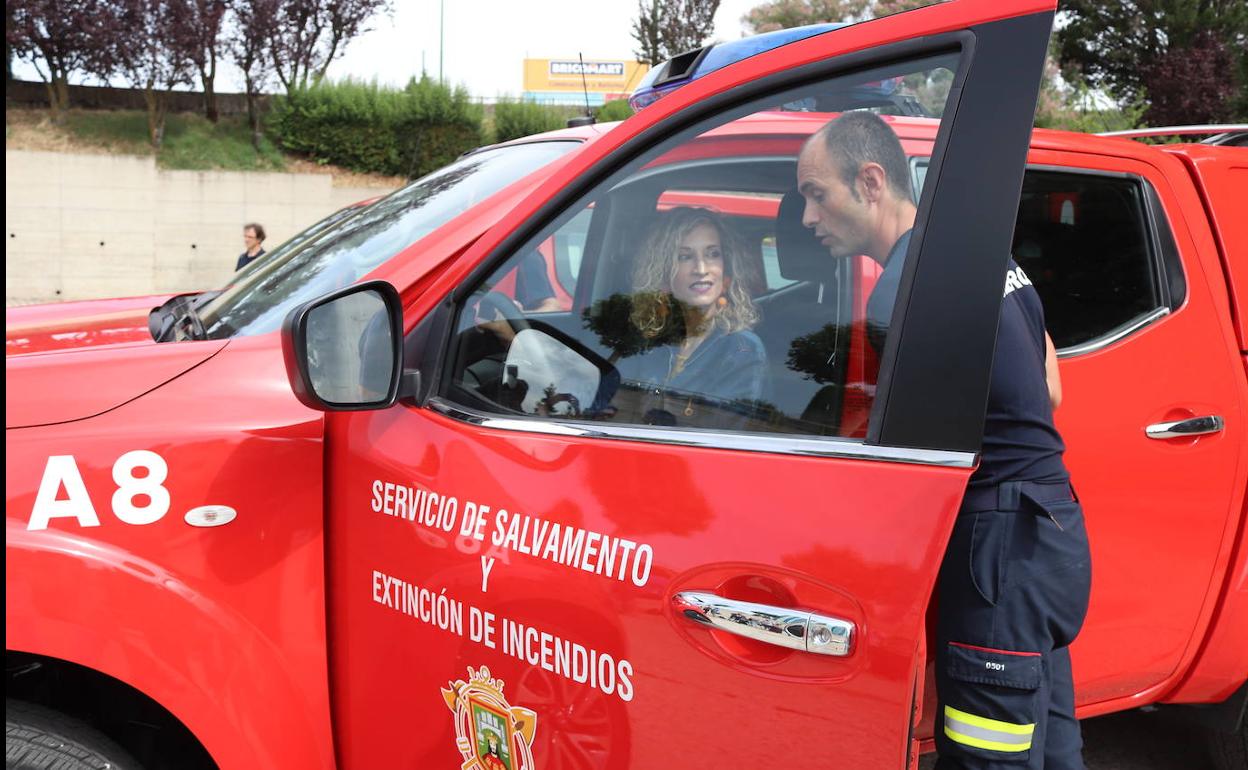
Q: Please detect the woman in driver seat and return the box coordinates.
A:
[626,207,767,429]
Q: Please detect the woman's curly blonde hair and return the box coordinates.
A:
[630,207,760,340]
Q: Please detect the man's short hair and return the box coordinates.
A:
[244,222,267,241]
[815,112,913,203]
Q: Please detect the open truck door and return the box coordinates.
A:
[292,2,1058,766]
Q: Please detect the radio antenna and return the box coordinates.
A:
[578,53,592,118]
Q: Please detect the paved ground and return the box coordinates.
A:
[919,708,1219,769]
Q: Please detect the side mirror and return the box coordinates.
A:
[281,280,406,411]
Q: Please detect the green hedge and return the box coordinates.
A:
[272,77,484,178]
[493,99,572,143]
[491,99,635,142]
[595,99,634,123]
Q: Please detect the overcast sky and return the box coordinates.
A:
[12,0,763,99]
[324,0,761,97]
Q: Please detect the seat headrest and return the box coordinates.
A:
[776,190,836,283]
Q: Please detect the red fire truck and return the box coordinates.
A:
[7,1,1246,768]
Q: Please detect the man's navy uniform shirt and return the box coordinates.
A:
[236,248,265,271]
[866,230,1067,487]
[515,251,556,310]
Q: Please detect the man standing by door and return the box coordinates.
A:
[236,222,267,271]
[796,111,1091,769]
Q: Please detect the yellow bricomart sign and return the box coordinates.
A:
[523,59,649,97]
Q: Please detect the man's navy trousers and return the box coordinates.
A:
[934,479,1092,769]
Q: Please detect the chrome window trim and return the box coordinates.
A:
[1097,124,1248,139]
[1056,306,1170,359]
[427,398,976,468]
[1023,163,1135,179]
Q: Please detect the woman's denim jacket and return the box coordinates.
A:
[622,327,767,430]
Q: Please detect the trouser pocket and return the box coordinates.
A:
[968,512,1014,606]
[939,641,1043,765]
[1016,495,1093,648]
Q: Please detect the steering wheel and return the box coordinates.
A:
[476,291,531,335]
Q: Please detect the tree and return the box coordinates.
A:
[108,0,195,148]
[582,292,689,364]
[630,0,720,66]
[269,0,319,93]
[786,323,844,383]
[740,0,1150,130]
[632,0,664,65]
[7,0,113,121]
[661,0,720,57]
[742,0,931,33]
[1143,31,1238,125]
[7,5,15,82]
[184,0,227,122]
[227,0,277,150]
[870,0,933,16]
[742,0,869,33]
[1055,0,1248,122]
[269,0,389,94]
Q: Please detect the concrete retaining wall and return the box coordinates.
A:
[5,150,398,306]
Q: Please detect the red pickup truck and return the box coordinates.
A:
[6,2,1246,768]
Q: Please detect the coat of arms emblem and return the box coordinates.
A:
[442,666,538,770]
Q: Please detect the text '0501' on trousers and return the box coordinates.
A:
[934,480,1092,770]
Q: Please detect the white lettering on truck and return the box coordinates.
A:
[28,451,171,531]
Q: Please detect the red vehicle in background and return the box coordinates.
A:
[7,2,1247,768]
[5,197,381,356]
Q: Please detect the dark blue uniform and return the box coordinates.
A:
[515,251,556,310]
[236,248,265,271]
[871,231,1091,769]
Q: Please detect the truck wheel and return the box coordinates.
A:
[1207,719,1247,770]
[6,699,140,770]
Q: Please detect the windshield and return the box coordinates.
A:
[226,201,370,288]
[198,140,580,339]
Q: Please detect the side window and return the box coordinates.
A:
[1013,171,1163,350]
[910,157,929,202]
[759,235,792,291]
[553,208,592,292]
[491,210,591,315]
[443,54,960,440]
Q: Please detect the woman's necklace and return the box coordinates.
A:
[669,333,705,378]
[671,348,691,376]
[668,345,698,417]
[667,307,714,416]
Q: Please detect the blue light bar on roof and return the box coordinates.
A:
[629,23,844,111]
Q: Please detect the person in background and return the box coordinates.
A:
[236,223,267,271]
[514,250,563,312]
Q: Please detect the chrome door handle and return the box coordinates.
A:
[672,591,854,657]
[1145,415,1225,440]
